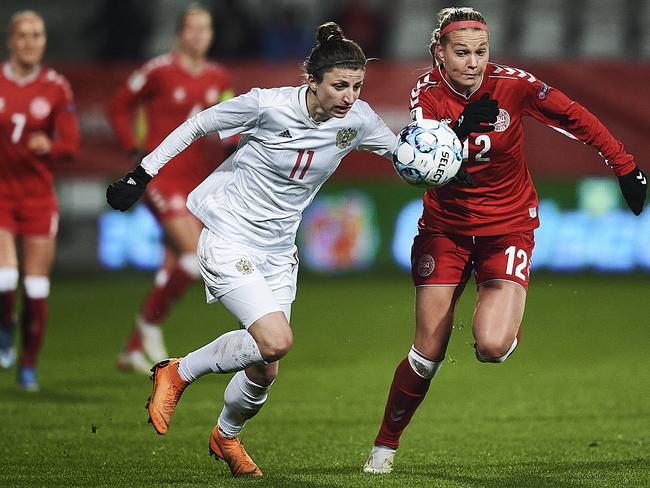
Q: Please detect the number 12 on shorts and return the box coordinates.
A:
[504,245,529,280]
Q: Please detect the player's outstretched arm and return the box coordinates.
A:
[618,165,647,215]
[106,103,226,211]
[106,165,152,212]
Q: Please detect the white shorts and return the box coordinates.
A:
[197,227,298,327]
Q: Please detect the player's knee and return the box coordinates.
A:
[23,275,50,299]
[257,328,293,363]
[250,366,277,387]
[475,336,518,363]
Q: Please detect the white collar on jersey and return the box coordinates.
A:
[437,64,484,100]
[3,62,42,86]
[292,85,321,128]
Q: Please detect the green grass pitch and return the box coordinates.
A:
[1,272,648,487]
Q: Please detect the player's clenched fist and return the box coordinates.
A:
[452,93,499,141]
[618,165,647,215]
[106,165,152,211]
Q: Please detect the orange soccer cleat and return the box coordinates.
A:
[208,424,263,477]
[146,358,188,435]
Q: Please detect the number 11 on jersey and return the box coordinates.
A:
[290,150,314,179]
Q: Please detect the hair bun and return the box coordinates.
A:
[316,22,344,44]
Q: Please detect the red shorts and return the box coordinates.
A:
[143,184,192,223]
[0,197,59,238]
[411,229,535,291]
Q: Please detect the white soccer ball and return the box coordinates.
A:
[392,119,463,188]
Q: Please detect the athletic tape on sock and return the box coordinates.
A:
[178,253,201,279]
[407,346,442,379]
[153,269,169,287]
[23,276,50,299]
[0,267,19,292]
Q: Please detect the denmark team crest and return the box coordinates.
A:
[336,128,357,149]
[493,109,510,132]
[417,254,435,277]
[30,97,52,119]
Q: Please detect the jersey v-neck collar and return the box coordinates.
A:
[292,85,325,129]
[437,64,484,100]
[3,62,41,86]
[172,52,206,79]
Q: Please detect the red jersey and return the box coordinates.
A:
[0,63,79,200]
[108,53,234,193]
[410,63,636,236]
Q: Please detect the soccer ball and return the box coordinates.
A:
[392,119,463,187]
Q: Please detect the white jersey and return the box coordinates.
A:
[142,85,395,251]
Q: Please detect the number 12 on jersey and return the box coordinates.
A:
[290,149,314,179]
[462,135,491,162]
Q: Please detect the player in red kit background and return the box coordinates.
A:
[363,7,647,474]
[0,11,80,391]
[108,5,235,373]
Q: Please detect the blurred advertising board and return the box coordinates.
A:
[95,179,650,274]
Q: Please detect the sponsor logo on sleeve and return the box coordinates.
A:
[537,82,549,100]
[127,71,146,92]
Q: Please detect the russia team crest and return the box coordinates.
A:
[336,128,357,149]
[235,259,254,275]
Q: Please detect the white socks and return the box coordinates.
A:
[218,370,271,437]
[178,329,264,382]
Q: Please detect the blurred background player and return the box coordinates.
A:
[363,6,647,474]
[108,4,235,373]
[107,22,395,477]
[0,10,80,391]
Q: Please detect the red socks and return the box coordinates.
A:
[20,297,47,367]
[374,357,431,450]
[0,290,16,330]
[140,265,194,324]
[124,327,143,352]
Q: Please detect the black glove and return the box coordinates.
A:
[453,93,499,141]
[618,166,647,215]
[106,165,152,211]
